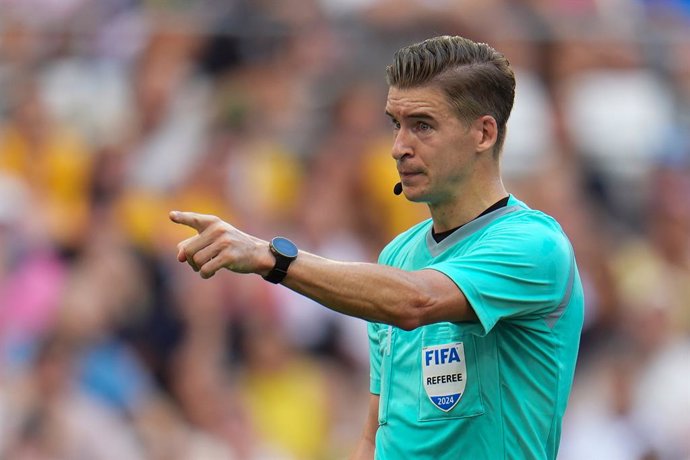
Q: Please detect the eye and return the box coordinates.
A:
[417,121,432,132]
[390,118,401,131]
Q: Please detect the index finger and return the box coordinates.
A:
[169,211,218,233]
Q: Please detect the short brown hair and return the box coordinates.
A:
[386,36,515,155]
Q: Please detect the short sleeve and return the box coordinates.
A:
[427,218,574,336]
[368,321,382,395]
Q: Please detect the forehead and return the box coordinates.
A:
[385,85,454,118]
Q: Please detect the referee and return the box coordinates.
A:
[171,35,584,459]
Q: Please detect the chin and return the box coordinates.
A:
[403,189,427,203]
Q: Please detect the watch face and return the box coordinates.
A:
[272,237,298,258]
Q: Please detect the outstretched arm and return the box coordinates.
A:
[169,211,476,330]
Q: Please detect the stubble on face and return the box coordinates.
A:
[385,85,475,206]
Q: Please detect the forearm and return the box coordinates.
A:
[349,394,379,460]
[350,436,375,460]
[282,251,437,330]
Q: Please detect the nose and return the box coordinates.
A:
[391,128,413,161]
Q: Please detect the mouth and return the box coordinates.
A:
[399,171,423,183]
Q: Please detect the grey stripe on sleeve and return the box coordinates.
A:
[545,243,576,329]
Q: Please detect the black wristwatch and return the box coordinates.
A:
[263,237,298,284]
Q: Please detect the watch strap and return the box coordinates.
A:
[263,266,289,284]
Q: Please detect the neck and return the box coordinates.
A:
[429,177,508,233]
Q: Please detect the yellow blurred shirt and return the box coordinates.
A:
[240,357,330,459]
[0,123,91,247]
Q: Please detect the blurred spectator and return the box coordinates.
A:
[237,316,333,459]
[0,77,93,251]
[0,334,146,459]
[0,1,689,458]
[0,174,67,374]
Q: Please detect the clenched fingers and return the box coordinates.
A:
[176,236,195,263]
[199,255,226,279]
[190,241,224,271]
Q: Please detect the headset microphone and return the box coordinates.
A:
[393,182,403,196]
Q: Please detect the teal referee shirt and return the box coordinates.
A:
[368,195,584,459]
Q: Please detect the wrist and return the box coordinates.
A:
[256,241,274,278]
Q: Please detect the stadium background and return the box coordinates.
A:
[0,0,688,458]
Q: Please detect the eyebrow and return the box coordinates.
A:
[385,110,437,121]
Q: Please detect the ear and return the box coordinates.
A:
[472,115,498,154]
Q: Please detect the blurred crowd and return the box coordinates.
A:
[0,0,688,459]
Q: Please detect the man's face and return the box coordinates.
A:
[385,85,479,206]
